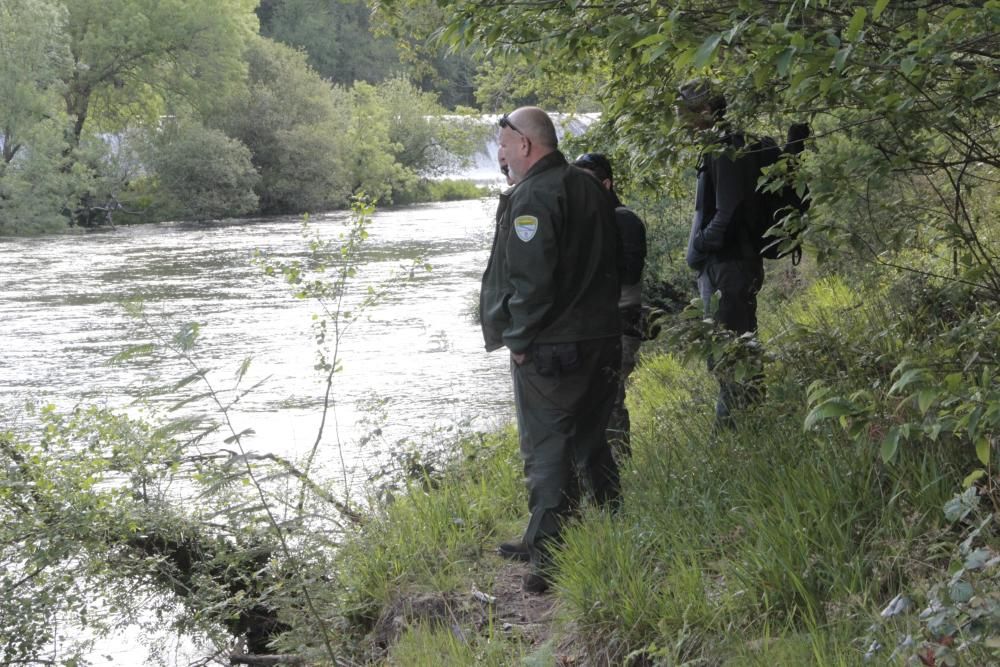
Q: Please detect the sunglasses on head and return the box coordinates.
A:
[498,112,526,138]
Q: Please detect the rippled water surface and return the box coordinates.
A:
[0,199,513,474]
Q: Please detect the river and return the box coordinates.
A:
[0,199,514,475]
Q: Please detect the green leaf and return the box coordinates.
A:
[804,397,856,430]
[235,356,252,382]
[673,46,696,73]
[872,0,890,21]
[963,469,987,488]
[942,8,966,24]
[172,322,201,352]
[976,436,990,466]
[880,426,900,463]
[173,370,208,391]
[693,34,722,68]
[846,7,867,42]
[917,389,938,415]
[806,380,831,404]
[964,547,993,570]
[900,56,917,76]
[642,43,670,65]
[889,368,927,394]
[949,580,974,603]
[833,46,851,72]
[632,32,667,49]
[723,22,741,44]
[776,47,795,77]
[107,344,155,365]
[944,486,980,521]
[968,405,984,439]
[223,428,256,445]
[153,416,204,438]
[733,361,748,383]
[168,392,212,412]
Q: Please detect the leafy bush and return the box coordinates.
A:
[0,117,79,234]
[391,178,489,206]
[142,120,259,221]
[425,179,489,202]
[211,35,347,214]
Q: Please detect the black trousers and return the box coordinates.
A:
[511,336,622,570]
[697,257,764,426]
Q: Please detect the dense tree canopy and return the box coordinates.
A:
[143,120,261,221]
[60,0,258,143]
[0,0,70,165]
[210,35,350,214]
[0,0,488,232]
[370,0,1000,502]
[258,0,400,85]
[0,0,78,233]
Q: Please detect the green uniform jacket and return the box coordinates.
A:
[480,150,621,354]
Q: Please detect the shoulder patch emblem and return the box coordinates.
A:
[513,215,539,242]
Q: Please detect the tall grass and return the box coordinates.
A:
[388,621,524,666]
[543,269,971,664]
[285,428,526,657]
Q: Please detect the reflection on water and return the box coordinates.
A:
[0,199,514,480]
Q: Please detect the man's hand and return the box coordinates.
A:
[511,351,528,366]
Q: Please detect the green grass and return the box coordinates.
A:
[325,429,525,635]
[387,620,526,666]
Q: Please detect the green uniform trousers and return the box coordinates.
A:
[511,336,622,571]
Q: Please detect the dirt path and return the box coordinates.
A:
[371,559,572,659]
[489,561,558,646]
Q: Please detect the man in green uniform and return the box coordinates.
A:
[481,107,622,593]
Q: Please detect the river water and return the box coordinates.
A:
[0,199,514,475]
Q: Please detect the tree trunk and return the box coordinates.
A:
[65,70,91,147]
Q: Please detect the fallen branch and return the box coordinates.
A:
[229,654,305,666]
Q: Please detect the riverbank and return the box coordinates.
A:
[280,265,997,665]
[69,179,495,230]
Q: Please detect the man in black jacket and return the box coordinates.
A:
[680,80,764,429]
[481,107,622,593]
[573,153,646,460]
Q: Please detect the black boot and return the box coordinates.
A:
[522,571,551,594]
[497,540,530,562]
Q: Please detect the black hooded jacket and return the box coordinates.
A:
[685,132,763,270]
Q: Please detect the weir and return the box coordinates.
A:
[447,113,599,184]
